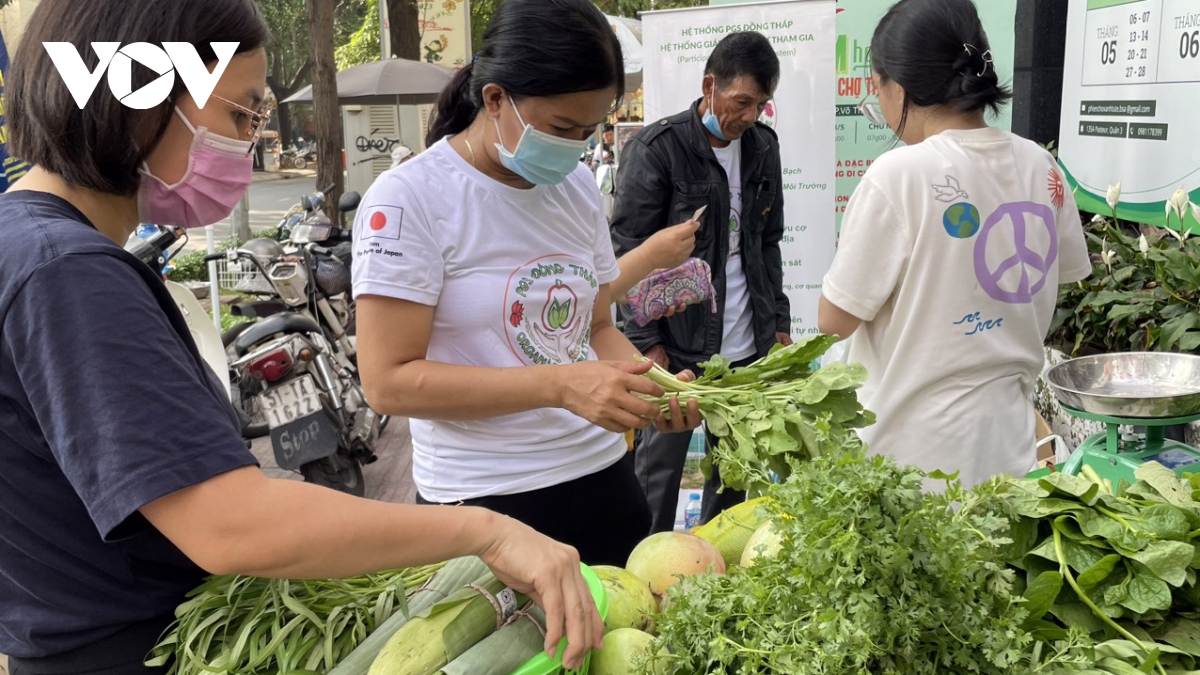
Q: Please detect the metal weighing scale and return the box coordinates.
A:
[1044,352,1200,485]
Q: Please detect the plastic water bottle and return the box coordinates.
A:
[684,494,702,530]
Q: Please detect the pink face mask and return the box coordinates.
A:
[138,108,254,229]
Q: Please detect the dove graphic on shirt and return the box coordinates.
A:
[932,175,969,203]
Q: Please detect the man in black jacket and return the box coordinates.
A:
[612,32,791,532]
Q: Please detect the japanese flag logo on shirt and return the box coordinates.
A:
[361,205,404,240]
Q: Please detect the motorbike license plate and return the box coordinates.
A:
[259,375,322,429]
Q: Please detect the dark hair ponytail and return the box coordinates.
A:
[427,63,478,147]
[870,0,1012,133]
[425,0,624,147]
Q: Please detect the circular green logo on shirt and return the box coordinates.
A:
[503,254,596,365]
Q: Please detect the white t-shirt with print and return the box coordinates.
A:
[351,139,625,503]
[822,127,1090,487]
[711,141,756,361]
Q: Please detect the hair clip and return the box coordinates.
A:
[962,43,994,77]
[977,49,994,77]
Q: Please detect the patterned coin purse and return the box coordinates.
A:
[624,257,718,326]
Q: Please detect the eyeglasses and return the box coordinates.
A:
[858,95,886,127]
[208,94,274,155]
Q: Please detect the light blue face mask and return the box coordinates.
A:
[494,97,590,185]
[702,92,728,141]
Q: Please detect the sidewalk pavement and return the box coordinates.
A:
[251,168,317,184]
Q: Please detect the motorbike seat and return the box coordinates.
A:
[232,311,323,358]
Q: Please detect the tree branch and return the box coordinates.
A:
[266,75,285,98]
[288,58,315,92]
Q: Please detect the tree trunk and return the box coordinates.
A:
[386,0,421,60]
[307,0,344,219]
[268,51,314,150]
[276,102,295,148]
[232,192,252,243]
[267,48,292,148]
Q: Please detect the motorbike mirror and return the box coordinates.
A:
[596,164,614,196]
[338,192,361,213]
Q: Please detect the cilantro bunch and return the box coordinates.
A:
[648,450,1032,674]
[643,336,874,495]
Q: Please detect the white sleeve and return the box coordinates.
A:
[351,173,444,306]
[1055,172,1092,284]
[822,177,911,322]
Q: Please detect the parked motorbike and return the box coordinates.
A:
[275,183,356,247]
[210,184,380,496]
[281,143,317,170]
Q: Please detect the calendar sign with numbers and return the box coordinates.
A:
[1058,0,1200,228]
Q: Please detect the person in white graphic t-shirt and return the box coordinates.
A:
[612,32,791,532]
[819,0,1090,488]
[352,0,701,570]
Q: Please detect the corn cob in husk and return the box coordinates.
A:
[368,571,527,675]
[437,605,548,675]
[330,556,489,675]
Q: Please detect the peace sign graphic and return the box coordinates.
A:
[973,201,1058,305]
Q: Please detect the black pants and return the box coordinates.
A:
[9,615,172,675]
[633,355,754,533]
[417,452,651,566]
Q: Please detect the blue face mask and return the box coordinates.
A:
[702,92,728,141]
[494,97,590,186]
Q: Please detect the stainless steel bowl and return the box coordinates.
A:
[1045,352,1200,419]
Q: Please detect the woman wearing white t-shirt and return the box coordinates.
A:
[352,0,699,566]
[818,0,1090,487]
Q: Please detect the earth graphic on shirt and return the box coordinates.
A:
[942,202,982,239]
[503,254,597,365]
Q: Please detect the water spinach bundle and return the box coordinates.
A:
[148,564,444,675]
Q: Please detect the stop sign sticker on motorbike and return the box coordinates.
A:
[363,205,403,240]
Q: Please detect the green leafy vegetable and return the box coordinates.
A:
[147,565,443,675]
[643,336,873,494]
[647,449,1031,674]
[997,463,1200,675]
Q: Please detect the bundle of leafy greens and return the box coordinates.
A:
[148,564,444,675]
[998,464,1200,675]
[643,336,874,495]
[646,449,1033,674]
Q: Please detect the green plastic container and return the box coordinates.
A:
[510,564,609,675]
